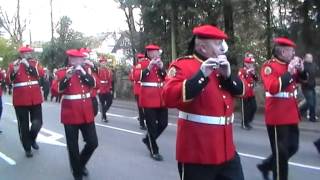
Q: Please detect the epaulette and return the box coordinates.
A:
[176,55,193,61]
[57,67,67,72]
[263,59,274,66]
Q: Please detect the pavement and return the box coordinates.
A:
[0,94,320,180]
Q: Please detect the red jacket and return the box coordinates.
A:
[238,67,258,98]
[7,59,44,106]
[0,71,4,96]
[98,67,112,94]
[162,55,244,165]
[133,58,166,108]
[261,58,305,125]
[51,66,96,125]
[84,64,100,97]
[129,67,141,96]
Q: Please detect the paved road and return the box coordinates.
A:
[0,94,320,180]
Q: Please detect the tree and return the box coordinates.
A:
[0,0,26,47]
[115,0,140,64]
[40,16,88,70]
[0,37,18,68]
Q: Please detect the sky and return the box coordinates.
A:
[0,0,128,42]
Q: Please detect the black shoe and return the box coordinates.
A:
[0,130,2,134]
[25,150,33,158]
[314,141,320,154]
[82,167,89,176]
[242,124,252,130]
[31,141,39,150]
[142,138,151,153]
[257,164,269,180]
[151,153,163,161]
[102,116,108,123]
[74,176,83,180]
[140,126,147,130]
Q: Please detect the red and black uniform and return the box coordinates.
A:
[129,55,146,129]
[87,64,100,116]
[51,49,98,180]
[133,47,168,159]
[257,37,308,180]
[98,64,113,122]
[162,25,244,180]
[238,65,258,129]
[259,57,307,180]
[7,55,44,153]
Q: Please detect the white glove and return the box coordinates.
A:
[21,58,29,67]
[200,57,220,77]
[293,56,304,72]
[75,65,86,75]
[246,68,255,75]
[84,60,94,67]
[217,55,231,78]
[66,67,74,79]
[148,59,158,70]
[288,61,297,75]
[156,60,164,69]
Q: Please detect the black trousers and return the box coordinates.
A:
[260,124,299,180]
[98,92,113,119]
[14,104,43,151]
[178,153,244,180]
[242,96,257,126]
[135,95,145,127]
[64,122,98,178]
[144,108,168,154]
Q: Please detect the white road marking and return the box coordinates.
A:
[239,152,320,171]
[12,120,66,147]
[102,112,178,127]
[0,151,16,165]
[95,123,143,135]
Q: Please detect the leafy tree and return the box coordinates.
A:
[0,37,18,68]
[40,16,87,70]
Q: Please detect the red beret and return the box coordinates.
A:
[66,49,85,57]
[273,37,296,47]
[244,57,255,64]
[145,44,160,50]
[192,25,228,39]
[136,53,145,58]
[19,45,34,53]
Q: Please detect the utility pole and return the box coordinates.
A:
[50,0,54,42]
[28,10,32,46]
[50,0,55,69]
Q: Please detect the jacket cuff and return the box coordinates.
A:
[219,74,244,96]
[280,72,293,91]
[183,70,209,101]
